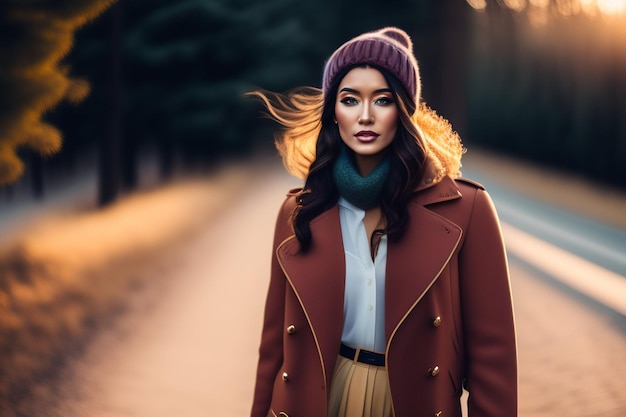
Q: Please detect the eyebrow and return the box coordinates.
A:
[339,87,393,94]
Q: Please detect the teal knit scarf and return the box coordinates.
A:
[332,145,390,210]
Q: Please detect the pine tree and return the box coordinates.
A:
[0,0,118,185]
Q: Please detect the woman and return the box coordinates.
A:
[249,27,517,417]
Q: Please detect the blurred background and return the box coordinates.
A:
[2,0,625,199]
[1,1,625,416]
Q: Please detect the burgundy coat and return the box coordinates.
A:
[251,175,518,417]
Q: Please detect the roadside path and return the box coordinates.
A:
[48,155,626,417]
[461,148,626,230]
[52,162,298,417]
[12,149,624,417]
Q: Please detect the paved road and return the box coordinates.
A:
[511,260,626,417]
[463,166,626,279]
[50,161,626,417]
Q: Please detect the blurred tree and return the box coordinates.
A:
[121,0,474,177]
[0,0,118,187]
[466,0,626,187]
[99,1,124,206]
[429,0,472,138]
[122,0,325,177]
[41,0,331,190]
[22,0,478,195]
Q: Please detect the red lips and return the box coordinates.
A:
[355,130,379,142]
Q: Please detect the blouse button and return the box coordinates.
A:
[282,372,289,382]
[286,325,296,334]
[429,366,440,377]
[432,316,442,327]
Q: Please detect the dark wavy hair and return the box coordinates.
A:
[248,65,463,253]
[292,65,427,252]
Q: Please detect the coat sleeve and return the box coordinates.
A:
[459,188,518,416]
[250,196,296,417]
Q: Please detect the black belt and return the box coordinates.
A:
[340,343,385,367]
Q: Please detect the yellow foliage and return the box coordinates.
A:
[0,147,25,185]
[24,122,63,156]
[65,77,91,104]
[0,0,118,185]
[22,68,69,114]
[9,1,118,29]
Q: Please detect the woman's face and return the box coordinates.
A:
[335,66,398,176]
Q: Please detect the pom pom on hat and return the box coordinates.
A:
[322,27,421,110]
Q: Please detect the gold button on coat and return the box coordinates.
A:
[429,366,440,377]
[286,324,296,334]
[282,372,289,381]
[435,411,443,417]
[432,316,442,327]
[279,413,289,417]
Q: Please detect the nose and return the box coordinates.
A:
[358,104,374,125]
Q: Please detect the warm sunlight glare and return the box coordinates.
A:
[503,0,527,12]
[579,0,599,16]
[528,6,550,24]
[466,0,487,10]
[529,0,549,7]
[598,0,626,14]
[494,0,626,17]
[556,0,581,16]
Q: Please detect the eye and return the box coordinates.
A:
[339,97,358,106]
[374,96,394,106]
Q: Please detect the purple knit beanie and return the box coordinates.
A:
[322,27,420,110]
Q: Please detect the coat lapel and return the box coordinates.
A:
[276,206,345,387]
[385,178,464,343]
[275,176,465,373]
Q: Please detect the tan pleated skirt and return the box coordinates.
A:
[328,354,393,417]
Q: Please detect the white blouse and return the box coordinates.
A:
[338,197,388,353]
